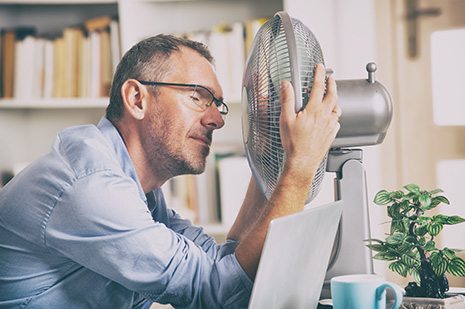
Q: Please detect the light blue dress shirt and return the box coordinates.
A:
[0,117,252,308]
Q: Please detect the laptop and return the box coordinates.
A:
[248,200,343,309]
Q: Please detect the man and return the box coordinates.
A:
[0,34,340,308]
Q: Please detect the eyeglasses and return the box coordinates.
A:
[138,81,229,117]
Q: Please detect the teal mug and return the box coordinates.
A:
[331,274,403,309]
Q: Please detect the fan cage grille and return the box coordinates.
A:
[242,13,327,203]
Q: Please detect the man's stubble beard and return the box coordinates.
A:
[144,112,210,178]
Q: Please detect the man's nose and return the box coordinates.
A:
[201,105,225,130]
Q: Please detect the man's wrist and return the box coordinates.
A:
[281,156,319,185]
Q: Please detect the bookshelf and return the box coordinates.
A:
[0,0,284,232]
[0,0,118,180]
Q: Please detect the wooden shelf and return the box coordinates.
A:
[0,98,108,109]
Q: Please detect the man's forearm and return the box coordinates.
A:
[233,162,315,279]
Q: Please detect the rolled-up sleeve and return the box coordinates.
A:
[45,170,253,308]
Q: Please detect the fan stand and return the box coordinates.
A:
[320,148,374,298]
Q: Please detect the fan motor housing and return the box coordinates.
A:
[332,76,393,149]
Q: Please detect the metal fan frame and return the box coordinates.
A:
[276,11,304,113]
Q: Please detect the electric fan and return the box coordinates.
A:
[242,11,393,298]
[242,11,327,204]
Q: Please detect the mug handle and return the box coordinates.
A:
[376,282,403,309]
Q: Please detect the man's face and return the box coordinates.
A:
[141,48,225,177]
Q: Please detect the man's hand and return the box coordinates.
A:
[279,63,340,182]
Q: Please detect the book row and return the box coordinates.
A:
[0,16,120,100]
[0,16,267,102]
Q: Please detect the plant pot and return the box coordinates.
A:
[388,294,465,309]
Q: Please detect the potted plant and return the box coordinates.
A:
[365,184,465,308]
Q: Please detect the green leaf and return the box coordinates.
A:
[431,196,449,207]
[447,258,465,277]
[428,200,441,210]
[388,203,402,219]
[405,192,417,200]
[389,261,408,277]
[431,252,448,276]
[419,193,432,208]
[417,216,431,222]
[427,223,443,236]
[405,235,418,245]
[404,184,420,193]
[418,237,426,246]
[432,215,449,224]
[400,200,410,211]
[364,238,384,244]
[445,216,465,225]
[433,215,465,225]
[401,254,417,267]
[415,224,428,237]
[403,218,411,233]
[442,248,457,259]
[386,233,405,245]
[373,251,398,261]
[434,195,450,205]
[374,190,392,205]
[429,188,444,195]
[366,244,386,252]
[397,243,415,254]
[423,241,436,252]
[390,219,406,234]
[390,190,405,199]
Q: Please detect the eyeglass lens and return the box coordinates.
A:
[190,86,227,115]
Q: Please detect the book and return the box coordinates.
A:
[53,37,65,98]
[79,36,90,98]
[88,31,101,98]
[32,38,45,99]
[100,29,112,97]
[86,15,114,98]
[1,30,15,98]
[43,39,54,99]
[12,37,24,98]
[109,19,121,76]
[84,15,111,33]
[14,36,36,99]
[1,27,36,98]
[63,27,84,98]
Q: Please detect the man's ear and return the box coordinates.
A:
[121,79,148,120]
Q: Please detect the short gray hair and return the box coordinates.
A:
[106,34,214,122]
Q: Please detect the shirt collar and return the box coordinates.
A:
[97,117,147,204]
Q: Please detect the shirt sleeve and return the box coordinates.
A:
[45,170,253,308]
[148,189,230,261]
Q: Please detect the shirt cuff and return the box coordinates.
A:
[215,242,254,308]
